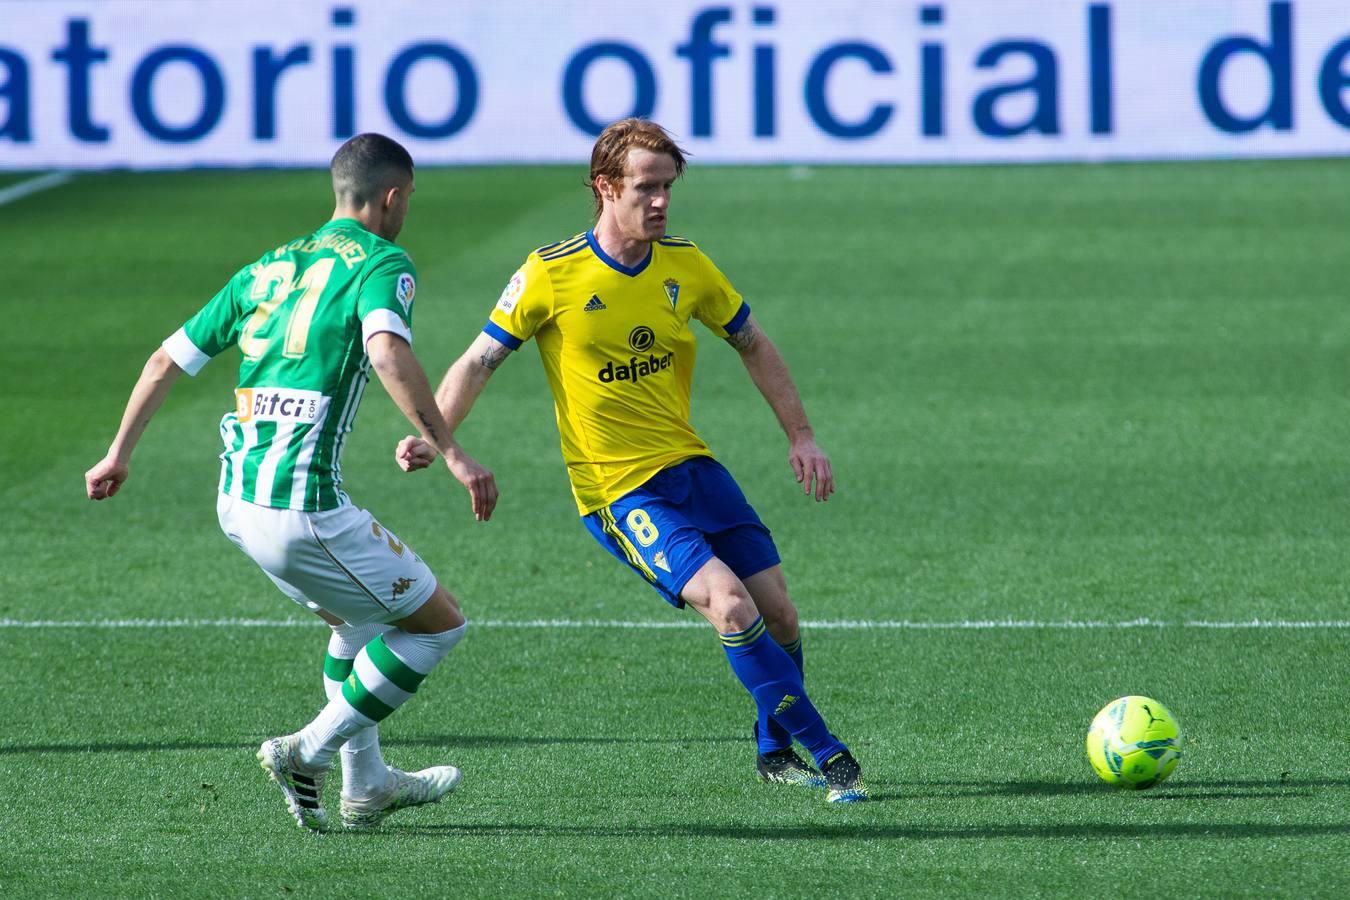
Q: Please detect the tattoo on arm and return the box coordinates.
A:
[726,321,759,352]
[478,343,511,370]
[416,410,445,445]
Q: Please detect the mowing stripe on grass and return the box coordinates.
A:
[0,172,72,206]
[1,617,1348,630]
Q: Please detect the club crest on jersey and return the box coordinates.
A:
[496,270,526,313]
[396,272,415,314]
[663,278,680,309]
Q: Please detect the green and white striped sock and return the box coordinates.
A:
[297,624,466,770]
[322,628,392,799]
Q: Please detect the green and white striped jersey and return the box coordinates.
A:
[162,219,417,511]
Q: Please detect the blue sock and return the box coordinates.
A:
[762,635,804,753]
[721,618,845,767]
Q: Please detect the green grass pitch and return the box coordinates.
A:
[2,159,1348,897]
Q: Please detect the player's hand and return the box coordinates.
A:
[396,436,437,472]
[788,436,834,502]
[443,449,498,522]
[85,455,129,500]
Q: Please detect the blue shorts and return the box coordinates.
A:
[583,456,781,608]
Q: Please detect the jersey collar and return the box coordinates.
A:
[586,230,652,277]
[325,217,369,233]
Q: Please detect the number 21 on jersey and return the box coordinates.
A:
[238,257,336,360]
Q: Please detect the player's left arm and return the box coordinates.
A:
[727,314,834,501]
[85,348,185,500]
[367,331,498,522]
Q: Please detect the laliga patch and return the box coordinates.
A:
[496,270,525,314]
[396,272,416,314]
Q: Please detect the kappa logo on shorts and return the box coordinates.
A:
[391,577,416,599]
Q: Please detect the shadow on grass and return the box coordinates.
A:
[0,734,745,755]
[902,778,1350,799]
[391,820,1350,841]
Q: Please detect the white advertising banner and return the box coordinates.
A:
[0,0,1347,168]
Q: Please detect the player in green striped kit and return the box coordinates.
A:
[85,134,497,832]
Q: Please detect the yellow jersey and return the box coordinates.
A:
[485,231,750,515]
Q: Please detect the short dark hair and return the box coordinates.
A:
[330,133,414,205]
[588,118,687,218]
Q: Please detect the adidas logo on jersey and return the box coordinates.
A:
[583,295,607,312]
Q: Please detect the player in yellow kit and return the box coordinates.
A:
[405,119,867,802]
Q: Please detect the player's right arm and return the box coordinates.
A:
[86,266,249,501]
[396,331,514,472]
[85,348,185,500]
[397,256,547,472]
[439,330,514,431]
[368,332,498,521]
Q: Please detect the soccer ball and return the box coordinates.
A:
[1086,695,1182,789]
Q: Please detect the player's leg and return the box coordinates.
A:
[223,497,466,828]
[219,495,339,829]
[691,459,813,761]
[582,462,866,801]
[680,559,835,755]
[681,560,866,802]
[738,565,817,784]
[744,566,800,661]
[738,565,866,800]
[320,615,396,802]
[678,559,814,778]
[331,585,465,829]
[740,566,804,751]
[291,584,465,777]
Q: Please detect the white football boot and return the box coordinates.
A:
[257,735,330,831]
[339,765,462,830]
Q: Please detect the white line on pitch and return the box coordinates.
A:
[0,172,72,206]
[1184,619,1350,629]
[0,617,1347,630]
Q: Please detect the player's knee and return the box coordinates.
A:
[440,597,466,630]
[329,621,390,657]
[436,584,466,628]
[385,621,467,674]
[709,584,759,633]
[396,583,465,633]
[763,602,799,639]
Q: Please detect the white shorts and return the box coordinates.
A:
[217,493,438,625]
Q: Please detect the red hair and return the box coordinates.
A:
[588,118,687,217]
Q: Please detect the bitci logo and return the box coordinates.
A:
[233,387,329,424]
